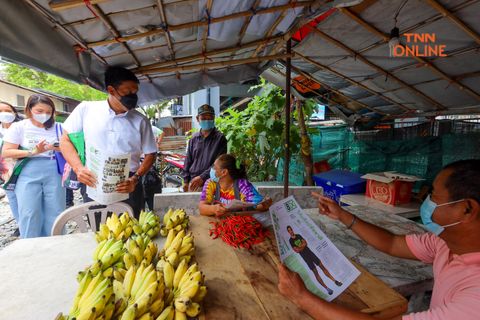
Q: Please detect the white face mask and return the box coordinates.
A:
[32,113,51,124]
[0,112,15,123]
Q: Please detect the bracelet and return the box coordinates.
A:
[346,215,357,230]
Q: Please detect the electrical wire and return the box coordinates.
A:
[393,0,409,26]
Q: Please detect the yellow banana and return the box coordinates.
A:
[149,298,164,317]
[173,296,190,313]
[163,261,174,289]
[178,264,198,289]
[166,252,178,267]
[186,302,201,317]
[123,266,136,297]
[156,305,174,320]
[164,229,176,249]
[138,312,154,320]
[120,304,137,320]
[179,281,200,299]
[123,252,134,269]
[177,243,192,257]
[174,310,187,320]
[193,286,207,302]
[173,259,188,289]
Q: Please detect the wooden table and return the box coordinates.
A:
[191,216,407,319]
[0,216,409,320]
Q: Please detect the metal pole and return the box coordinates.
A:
[284,39,292,198]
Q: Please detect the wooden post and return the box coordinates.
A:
[296,99,314,186]
[284,39,292,198]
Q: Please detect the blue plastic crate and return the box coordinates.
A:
[313,169,366,203]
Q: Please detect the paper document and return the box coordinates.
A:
[270,196,360,301]
[225,200,256,211]
[86,146,131,205]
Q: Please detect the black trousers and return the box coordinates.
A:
[80,172,144,219]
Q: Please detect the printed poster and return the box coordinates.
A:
[270,196,360,301]
[86,146,130,205]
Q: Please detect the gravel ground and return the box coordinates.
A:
[0,189,84,250]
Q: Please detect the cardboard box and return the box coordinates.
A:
[361,172,421,206]
[313,169,366,203]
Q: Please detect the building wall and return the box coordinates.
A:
[0,81,67,112]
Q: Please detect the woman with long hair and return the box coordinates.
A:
[198,154,272,225]
[0,101,22,235]
[2,94,65,238]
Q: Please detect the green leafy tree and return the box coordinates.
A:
[216,80,302,181]
[2,62,107,101]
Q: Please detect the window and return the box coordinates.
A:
[16,95,25,107]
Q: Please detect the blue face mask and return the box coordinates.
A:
[420,194,464,235]
[199,120,215,131]
[210,167,219,183]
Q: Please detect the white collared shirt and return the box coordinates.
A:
[63,100,157,172]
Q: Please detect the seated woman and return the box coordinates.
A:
[198,154,272,225]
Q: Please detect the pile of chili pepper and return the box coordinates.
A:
[209,215,270,250]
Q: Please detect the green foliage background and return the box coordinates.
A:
[216,80,318,182]
[2,63,107,101]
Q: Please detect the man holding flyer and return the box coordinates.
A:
[278,160,480,320]
[60,67,157,218]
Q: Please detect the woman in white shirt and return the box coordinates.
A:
[0,101,22,235]
[2,94,65,238]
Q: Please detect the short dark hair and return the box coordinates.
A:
[443,159,480,204]
[104,66,139,89]
[286,225,293,231]
[25,94,56,129]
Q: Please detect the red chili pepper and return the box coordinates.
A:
[208,215,270,251]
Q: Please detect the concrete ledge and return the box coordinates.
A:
[257,186,322,209]
[153,186,322,214]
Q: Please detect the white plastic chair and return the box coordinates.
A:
[51,202,134,236]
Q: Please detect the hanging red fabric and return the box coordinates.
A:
[292,8,337,42]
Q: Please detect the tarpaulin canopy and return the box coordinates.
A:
[264,0,480,122]
[1,0,326,105]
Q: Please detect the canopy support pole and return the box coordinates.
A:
[284,39,292,198]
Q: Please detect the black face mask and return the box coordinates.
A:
[115,90,138,110]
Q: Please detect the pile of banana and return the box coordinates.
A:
[96,213,135,243]
[135,211,162,238]
[158,260,206,319]
[159,209,189,236]
[58,272,115,320]
[58,208,206,320]
[113,263,165,320]
[123,235,159,269]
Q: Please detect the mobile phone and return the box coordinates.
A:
[53,142,60,147]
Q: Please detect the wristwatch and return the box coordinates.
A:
[133,172,141,181]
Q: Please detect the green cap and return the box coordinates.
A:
[198,104,215,116]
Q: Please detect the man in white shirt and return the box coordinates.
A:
[60,67,157,218]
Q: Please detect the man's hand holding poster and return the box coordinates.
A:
[270,196,360,301]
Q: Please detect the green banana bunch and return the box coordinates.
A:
[136,211,162,238]
[159,209,189,236]
[114,263,166,320]
[123,235,158,269]
[89,238,125,277]
[95,212,136,243]
[67,272,114,320]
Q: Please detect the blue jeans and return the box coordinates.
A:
[6,189,19,223]
[15,158,66,238]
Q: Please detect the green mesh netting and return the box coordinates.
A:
[277,127,480,188]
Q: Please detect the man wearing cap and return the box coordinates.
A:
[182,104,227,192]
